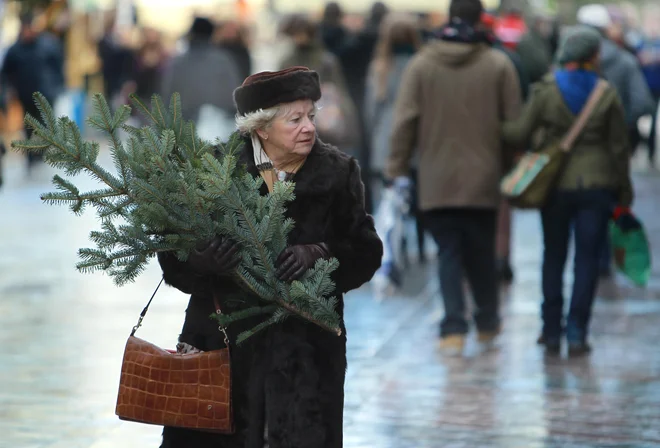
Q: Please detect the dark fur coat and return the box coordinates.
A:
[158,138,383,448]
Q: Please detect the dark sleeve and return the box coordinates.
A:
[506,49,530,100]
[157,251,235,298]
[1,46,16,84]
[48,38,66,92]
[608,94,634,207]
[327,158,383,293]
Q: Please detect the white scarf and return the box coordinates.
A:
[252,132,289,181]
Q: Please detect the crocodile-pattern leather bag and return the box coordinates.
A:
[115,279,234,433]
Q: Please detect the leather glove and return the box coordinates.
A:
[276,243,331,282]
[187,236,240,276]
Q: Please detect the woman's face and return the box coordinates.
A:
[262,100,316,157]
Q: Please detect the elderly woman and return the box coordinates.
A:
[157,66,383,447]
[502,26,633,356]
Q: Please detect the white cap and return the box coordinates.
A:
[577,4,613,29]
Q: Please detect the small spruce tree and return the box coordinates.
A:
[12,92,342,343]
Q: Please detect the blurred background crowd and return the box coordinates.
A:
[1,0,659,179]
[1,0,659,291]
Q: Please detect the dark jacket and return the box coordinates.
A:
[158,139,383,448]
[321,23,379,112]
[600,38,655,126]
[515,28,552,85]
[502,73,633,206]
[1,32,65,106]
[493,41,529,100]
[219,42,252,81]
[160,40,241,122]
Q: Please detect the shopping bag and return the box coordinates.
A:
[372,186,408,297]
[54,90,85,129]
[609,212,652,287]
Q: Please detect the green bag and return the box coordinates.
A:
[610,217,652,287]
[501,80,608,209]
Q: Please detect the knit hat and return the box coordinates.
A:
[557,25,602,65]
[233,67,321,116]
[576,4,612,29]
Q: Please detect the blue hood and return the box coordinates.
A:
[554,69,599,115]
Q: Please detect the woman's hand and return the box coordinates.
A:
[276,244,331,282]
[188,236,240,276]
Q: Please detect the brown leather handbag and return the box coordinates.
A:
[115,278,234,433]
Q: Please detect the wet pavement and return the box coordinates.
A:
[2,147,660,447]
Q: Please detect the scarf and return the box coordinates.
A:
[252,133,306,193]
[554,68,599,116]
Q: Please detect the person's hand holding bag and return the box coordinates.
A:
[187,236,241,276]
[276,243,331,282]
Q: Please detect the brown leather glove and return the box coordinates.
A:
[275,243,331,282]
[187,236,240,276]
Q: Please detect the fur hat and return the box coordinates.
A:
[233,67,322,116]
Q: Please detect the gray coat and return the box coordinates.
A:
[365,54,414,174]
[600,38,655,126]
[161,41,241,122]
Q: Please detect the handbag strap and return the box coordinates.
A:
[131,277,229,346]
[560,79,608,152]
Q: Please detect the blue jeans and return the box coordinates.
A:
[541,189,614,343]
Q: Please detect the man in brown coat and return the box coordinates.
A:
[386,0,522,354]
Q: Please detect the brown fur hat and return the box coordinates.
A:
[233,66,321,115]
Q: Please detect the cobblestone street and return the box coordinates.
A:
[2,148,660,448]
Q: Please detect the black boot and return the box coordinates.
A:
[537,334,561,355]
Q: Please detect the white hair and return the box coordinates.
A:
[235,104,289,135]
[235,102,319,135]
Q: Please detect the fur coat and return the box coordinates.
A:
[158,138,383,448]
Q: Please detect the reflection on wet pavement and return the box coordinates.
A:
[2,150,660,447]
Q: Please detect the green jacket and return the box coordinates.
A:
[502,74,634,206]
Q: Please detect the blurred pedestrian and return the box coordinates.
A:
[578,4,654,154]
[0,12,65,170]
[97,14,133,106]
[493,7,527,51]
[480,12,528,283]
[216,20,252,80]
[387,0,522,355]
[502,26,634,356]
[278,14,359,153]
[364,13,425,260]
[577,4,654,277]
[515,13,553,86]
[123,28,169,122]
[638,32,660,164]
[160,17,241,124]
[320,2,389,213]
